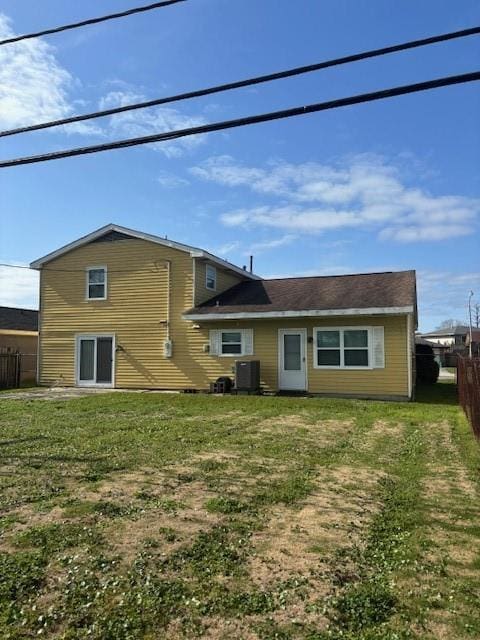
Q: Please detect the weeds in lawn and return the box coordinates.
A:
[0,384,478,638]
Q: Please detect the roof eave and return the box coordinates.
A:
[183,305,415,321]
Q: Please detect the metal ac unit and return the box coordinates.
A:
[235,360,260,391]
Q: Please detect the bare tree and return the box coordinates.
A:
[474,303,480,328]
[436,318,465,330]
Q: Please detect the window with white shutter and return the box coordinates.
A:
[209,329,254,356]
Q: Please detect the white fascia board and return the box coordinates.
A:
[29,223,259,280]
[183,305,415,321]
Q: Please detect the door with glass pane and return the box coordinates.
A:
[278,329,307,390]
[76,335,114,386]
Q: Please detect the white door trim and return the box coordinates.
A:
[75,333,115,388]
[278,328,307,391]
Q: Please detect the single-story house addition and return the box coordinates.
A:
[31,224,417,400]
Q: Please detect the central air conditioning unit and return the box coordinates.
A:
[234,360,260,392]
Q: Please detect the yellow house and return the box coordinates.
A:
[0,306,38,383]
[31,224,417,400]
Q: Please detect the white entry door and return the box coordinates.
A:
[278,329,307,391]
[76,335,114,387]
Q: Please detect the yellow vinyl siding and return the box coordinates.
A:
[193,259,244,305]
[39,238,192,387]
[39,237,409,397]
[194,316,409,397]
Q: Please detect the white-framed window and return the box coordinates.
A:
[209,329,254,356]
[86,266,107,300]
[313,326,384,370]
[206,264,217,291]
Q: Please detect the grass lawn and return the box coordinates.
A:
[0,384,479,639]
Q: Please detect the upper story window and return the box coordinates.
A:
[206,264,217,291]
[86,267,107,300]
[314,327,370,369]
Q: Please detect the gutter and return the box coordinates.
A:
[183,305,415,321]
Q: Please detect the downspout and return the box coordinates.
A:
[165,260,171,341]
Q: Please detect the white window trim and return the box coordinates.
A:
[86,266,107,301]
[219,330,243,357]
[313,326,373,370]
[74,333,115,388]
[205,264,217,291]
[210,328,254,357]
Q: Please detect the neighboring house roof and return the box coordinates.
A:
[415,336,448,348]
[0,306,38,332]
[421,325,470,337]
[184,270,416,320]
[29,223,260,281]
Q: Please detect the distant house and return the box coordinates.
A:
[0,306,38,382]
[30,223,417,400]
[420,326,470,349]
[419,325,480,363]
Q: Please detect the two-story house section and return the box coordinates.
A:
[31,224,417,400]
[31,224,258,390]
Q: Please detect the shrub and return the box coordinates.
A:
[416,344,439,384]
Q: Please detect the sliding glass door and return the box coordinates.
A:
[76,335,114,386]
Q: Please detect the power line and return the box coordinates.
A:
[1,25,479,139]
[0,263,171,273]
[1,71,479,169]
[0,0,186,47]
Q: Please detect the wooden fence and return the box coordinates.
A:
[0,352,21,389]
[457,356,480,440]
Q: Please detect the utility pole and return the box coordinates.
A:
[468,290,474,358]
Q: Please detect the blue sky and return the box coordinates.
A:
[0,0,479,331]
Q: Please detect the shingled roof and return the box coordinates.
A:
[0,306,38,332]
[185,270,416,318]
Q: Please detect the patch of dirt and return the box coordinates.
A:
[256,415,354,435]
[104,475,222,563]
[249,465,381,583]
[107,503,220,564]
[245,464,384,628]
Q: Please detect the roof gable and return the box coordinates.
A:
[30,224,259,281]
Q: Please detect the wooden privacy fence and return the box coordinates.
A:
[457,356,480,439]
[0,352,21,389]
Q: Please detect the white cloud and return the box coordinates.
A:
[248,234,296,255]
[0,14,205,148]
[211,241,241,257]
[157,170,189,188]
[102,91,207,158]
[0,263,38,309]
[221,205,363,232]
[379,224,471,243]
[0,14,99,135]
[191,155,480,242]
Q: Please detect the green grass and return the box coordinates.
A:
[0,383,478,639]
